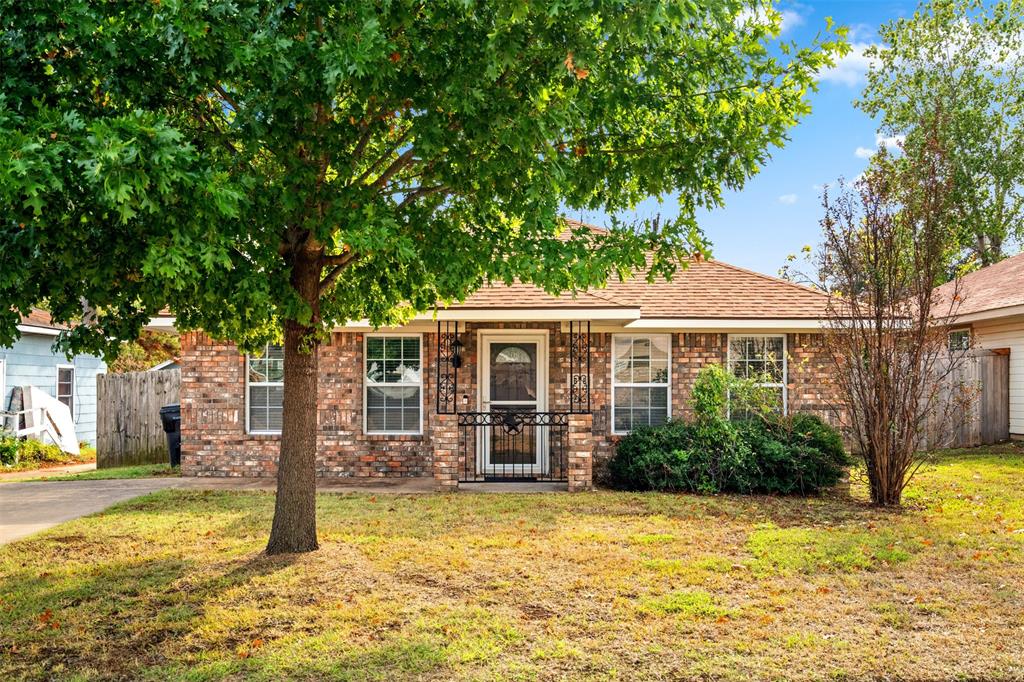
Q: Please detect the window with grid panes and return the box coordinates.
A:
[612,335,671,433]
[365,335,422,434]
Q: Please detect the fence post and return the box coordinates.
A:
[432,413,459,491]
[567,413,593,492]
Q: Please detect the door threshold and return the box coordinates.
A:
[483,476,539,483]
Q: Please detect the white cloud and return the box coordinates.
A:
[818,42,876,86]
[875,133,905,151]
[846,23,877,43]
[778,193,798,205]
[852,133,906,160]
[779,8,805,35]
[735,3,805,36]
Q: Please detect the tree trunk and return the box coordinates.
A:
[266,248,322,555]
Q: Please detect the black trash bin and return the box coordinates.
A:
[159,403,181,467]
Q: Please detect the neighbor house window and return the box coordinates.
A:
[948,328,971,353]
[365,335,422,434]
[56,365,74,416]
[612,334,671,434]
[728,335,787,415]
[247,344,284,434]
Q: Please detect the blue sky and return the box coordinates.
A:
[571,0,918,278]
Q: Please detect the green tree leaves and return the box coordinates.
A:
[1,0,844,353]
[858,0,1024,269]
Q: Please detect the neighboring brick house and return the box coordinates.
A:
[179,224,843,490]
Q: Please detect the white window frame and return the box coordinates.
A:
[0,358,6,412]
[610,333,672,435]
[245,343,284,435]
[948,328,971,353]
[726,334,788,416]
[363,333,424,436]
[56,364,75,418]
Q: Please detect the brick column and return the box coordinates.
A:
[432,413,459,491]
[567,413,594,492]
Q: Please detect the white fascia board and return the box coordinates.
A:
[949,304,1024,325]
[146,317,178,332]
[16,324,62,337]
[624,318,825,331]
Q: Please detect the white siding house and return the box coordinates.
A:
[972,316,1024,438]
[936,253,1024,440]
[1,310,106,446]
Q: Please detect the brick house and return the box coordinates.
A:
[180,227,841,490]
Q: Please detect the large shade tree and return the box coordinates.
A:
[858,0,1024,268]
[1,1,844,553]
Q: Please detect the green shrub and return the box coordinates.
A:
[788,413,847,465]
[608,420,692,491]
[735,418,847,494]
[0,433,90,469]
[608,366,848,495]
[0,435,19,467]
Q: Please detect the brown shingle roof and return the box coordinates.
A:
[934,252,1024,317]
[455,284,630,310]
[599,258,828,319]
[441,219,829,319]
[446,260,828,319]
[18,308,65,330]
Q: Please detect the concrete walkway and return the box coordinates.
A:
[0,476,566,546]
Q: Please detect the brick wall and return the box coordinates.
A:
[181,327,842,479]
[180,331,437,478]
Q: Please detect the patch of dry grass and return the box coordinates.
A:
[1,445,1023,680]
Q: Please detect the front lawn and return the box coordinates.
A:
[19,464,180,482]
[1,446,1023,681]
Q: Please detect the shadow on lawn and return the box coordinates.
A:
[0,541,302,679]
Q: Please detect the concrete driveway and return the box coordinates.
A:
[0,479,186,545]
[0,475,555,546]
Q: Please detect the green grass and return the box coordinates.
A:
[1,445,1023,681]
[2,463,179,482]
[42,463,179,481]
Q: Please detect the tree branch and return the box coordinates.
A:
[398,185,449,208]
[354,127,413,185]
[319,251,361,294]
[213,83,241,113]
[370,148,416,191]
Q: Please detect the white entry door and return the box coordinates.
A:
[480,333,548,476]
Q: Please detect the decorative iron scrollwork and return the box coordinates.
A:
[457,411,570,429]
[568,320,591,413]
[436,320,460,414]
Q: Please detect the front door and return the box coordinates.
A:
[480,333,547,477]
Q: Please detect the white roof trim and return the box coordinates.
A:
[624,318,825,330]
[951,304,1024,324]
[16,324,62,337]
[149,359,178,371]
[146,316,178,331]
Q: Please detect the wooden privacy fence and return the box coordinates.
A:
[924,351,1009,450]
[97,369,180,468]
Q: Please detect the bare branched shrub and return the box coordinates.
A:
[816,137,969,507]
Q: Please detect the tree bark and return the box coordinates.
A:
[266,247,322,555]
